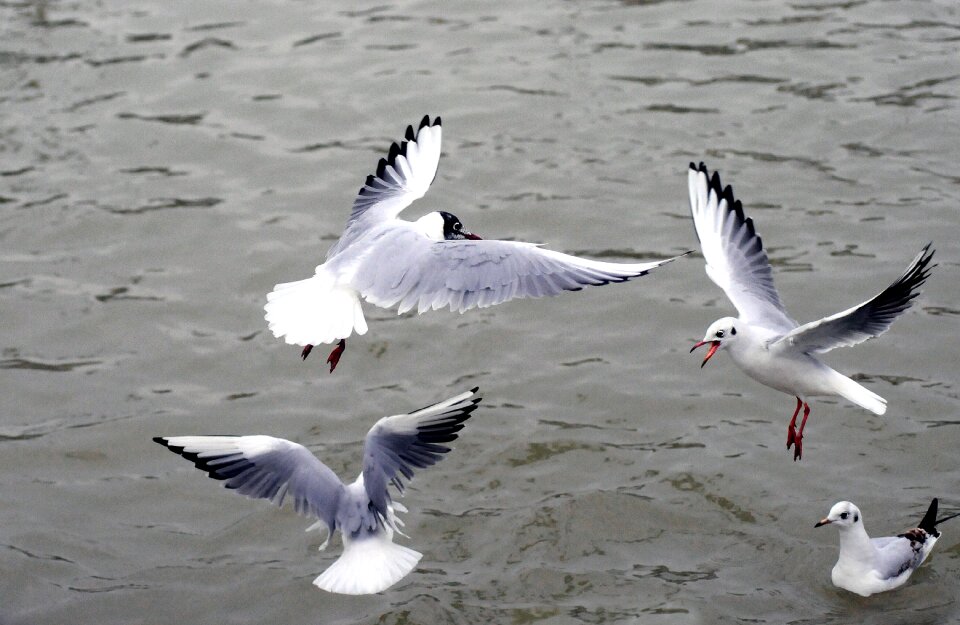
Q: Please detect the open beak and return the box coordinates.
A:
[465,232,482,240]
[690,340,720,368]
[814,518,831,528]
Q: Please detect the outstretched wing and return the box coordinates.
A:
[347,115,442,227]
[362,388,481,520]
[774,244,934,353]
[154,435,344,532]
[351,225,686,314]
[688,162,796,332]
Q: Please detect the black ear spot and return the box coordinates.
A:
[854,514,859,523]
[731,327,737,336]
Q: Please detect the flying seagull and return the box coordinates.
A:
[154,388,480,594]
[687,162,935,460]
[816,498,959,596]
[265,116,686,371]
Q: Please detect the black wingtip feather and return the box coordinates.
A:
[919,498,939,533]
[405,124,415,141]
[388,141,400,163]
[419,114,431,130]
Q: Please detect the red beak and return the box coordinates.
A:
[465,232,482,240]
[690,340,720,368]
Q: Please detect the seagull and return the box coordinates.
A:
[815,498,960,596]
[153,388,480,595]
[687,162,935,460]
[265,116,686,372]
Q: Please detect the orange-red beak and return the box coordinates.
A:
[690,340,720,368]
[814,518,831,528]
[465,232,482,240]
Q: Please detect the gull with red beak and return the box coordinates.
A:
[265,116,686,372]
[687,162,934,460]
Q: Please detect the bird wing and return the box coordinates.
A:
[871,532,929,580]
[350,225,685,314]
[154,435,343,532]
[361,388,480,521]
[346,115,442,228]
[773,244,934,353]
[687,162,796,332]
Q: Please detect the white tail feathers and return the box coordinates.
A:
[829,370,887,415]
[264,273,367,346]
[313,530,422,595]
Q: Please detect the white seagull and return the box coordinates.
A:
[153,388,480,595]
[815,498,959,596]
[265,116,686,371]
[687,162,935,460]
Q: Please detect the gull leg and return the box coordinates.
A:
[793,403,810,462]
[786,397,802,450]
[326,339,346,373]
[300,344,314,360]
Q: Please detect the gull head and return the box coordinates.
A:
[438,211,482,241]
[815,501,862,529]
[414,211,482,241]
[690,317,738,368]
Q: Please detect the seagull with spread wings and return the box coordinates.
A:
[687,162,935,460]
[265,116,686,371]
[154,388,480,594]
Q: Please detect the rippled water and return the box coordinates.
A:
[2,0,959,623]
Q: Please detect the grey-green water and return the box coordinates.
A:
[2,1,959,623]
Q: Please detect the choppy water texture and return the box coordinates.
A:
[2,0,959,623]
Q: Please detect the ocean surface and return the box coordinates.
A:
[2,1,959,623]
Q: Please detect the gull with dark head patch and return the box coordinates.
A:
[687,162,935,460]
[154,388,480,595]
[264,116,686,371]
[815,498,959,596]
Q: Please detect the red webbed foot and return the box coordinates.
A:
[301,344,314,360]
[326,339,346,373]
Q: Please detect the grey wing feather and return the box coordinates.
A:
[352,227,684,314]
[154,435,344,532]
[361,389,481,521]
[326,117,442,260]
[871,535,926,580]
[347,116,442,227]
[774,244,934,353]
[688,162,796,332]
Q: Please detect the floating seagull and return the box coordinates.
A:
[153,388,480,595]
[815,498,959,596]
[265,116,685,371]
[687,162,935,460]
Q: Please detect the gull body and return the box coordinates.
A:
[816,498,958,596]
[154,388,480,595]
[265,116,686,371]
[687,162,935,460]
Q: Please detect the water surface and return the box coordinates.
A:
[2,0,959,623]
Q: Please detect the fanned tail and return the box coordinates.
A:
[264,271,367,346]
[313,529,422,595]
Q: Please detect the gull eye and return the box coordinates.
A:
[715,330,725,338]
[840,512,848,520]
[454,222,462,231]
